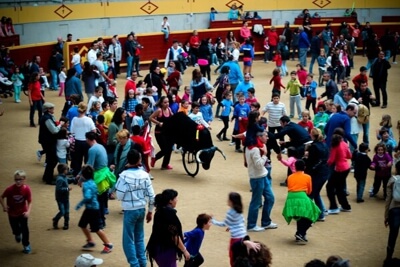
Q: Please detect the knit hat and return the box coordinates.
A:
[42,102,55,111]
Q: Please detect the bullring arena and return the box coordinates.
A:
[0,0,400,266]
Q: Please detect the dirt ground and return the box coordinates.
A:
[0,55,399,267]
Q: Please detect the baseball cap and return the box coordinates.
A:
[75,254,103,267]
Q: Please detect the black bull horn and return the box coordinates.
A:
[196,146,226,169]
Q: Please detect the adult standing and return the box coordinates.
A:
[146,189,190,267]
[82,62,98,100]
[149,96,174,170]
[111,129,136,178]
[48,49,63,90]
[309,32,322,74]
[125,33,135,78]
[234,73,254,99]
[274,115,311,158]
[164,40,186,73]
[365,34,380,70]
[144,64,164,101]
[85,131,116,229]
[115,148,155,267]
[28,72,44,127]
[324,105,358,150]
[298,26,310,68]
[107,107,126,166]
[356,81,375,145]
[304,128,329,221]
[87,41,98,65]
[39,102,64,184]
[267,26,278,61]
[318,72,338,101]
[189,30,200,66]
[240,21,251,41]
[198,39,211,81]
[29,55,41,74]
[132,35,144,77]
[71,47,82,76]
[108,36,122,77]
[221,55,244,102]
[282,21,293,51]
[92,52,112,93]
[70,102,96,176]
[189,69,212,103]
[383,162,400,266]
[245,131,278,232]
[326,132,352,214]
[65,68,83,101]
[54,37,64,55]
[370,51,391,108]
[277,35,290,76]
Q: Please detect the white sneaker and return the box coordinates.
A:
[248,226,265,232]
[393,61,397,64]
[263,222,278,229]
[229,142,235,146]
[328,208,340,214]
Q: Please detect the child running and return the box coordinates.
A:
[212,192,247,267]
[0,170,33,254]
[52,163,77,230]
[183,213,212,267]
[75,165,113,254]
[269,68,285,97]
[282,160,321,245]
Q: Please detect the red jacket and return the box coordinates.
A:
[190,36,200,48]
[124,79,137,96]
[268,31,279,46]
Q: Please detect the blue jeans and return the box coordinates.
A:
[123,209,146,267]
[361,122,370,145]
[126,56,133,77]
[323,44,330,55]
[29,100,43,125]
[161,29,169,39]
[247,176,275,229]
[50,69,58,89]
[366,58,376,70]
[355,177,366,200]
[309,53,318,74]
[281,60,287,75]
[53,199,70,225]
[309,170,329,218]
[299,48,308,67]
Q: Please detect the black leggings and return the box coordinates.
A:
[155,133,173,168]
[217,116,229,139]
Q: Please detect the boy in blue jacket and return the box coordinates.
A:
[76,165,113,254]
[52,163,77,230]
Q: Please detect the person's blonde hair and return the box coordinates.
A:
[78,102,87,113]
[14,170,26,179]
[116,129,130,140]
[301,109,311,119]
[311,128,324,142]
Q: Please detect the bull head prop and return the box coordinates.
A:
[195,146,226,170]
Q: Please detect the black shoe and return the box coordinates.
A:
[30,123,36,127]
[52,219,58,229]
[137,74,143,77]
[15,234,21,243]
[357,199,365,203]
[280,181,287,187]
[216,134,222,141]
[381,105,387,109]
[63,225,69,230]
[222,137,230,141]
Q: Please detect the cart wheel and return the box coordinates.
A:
[182,150,199,177]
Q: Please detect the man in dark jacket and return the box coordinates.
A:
[39,102,64,184]
[371,51,391,108]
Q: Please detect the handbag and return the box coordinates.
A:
[149,73,158,92]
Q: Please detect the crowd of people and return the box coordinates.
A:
[1,9,400,267]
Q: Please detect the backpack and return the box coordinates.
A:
[392,176,400,202]
[357,104,370,124]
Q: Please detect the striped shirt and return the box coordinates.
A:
[212,208,247,238]
[262,102,287,127]
[115,167,155,212]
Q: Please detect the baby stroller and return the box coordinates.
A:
[0,73,13,98]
